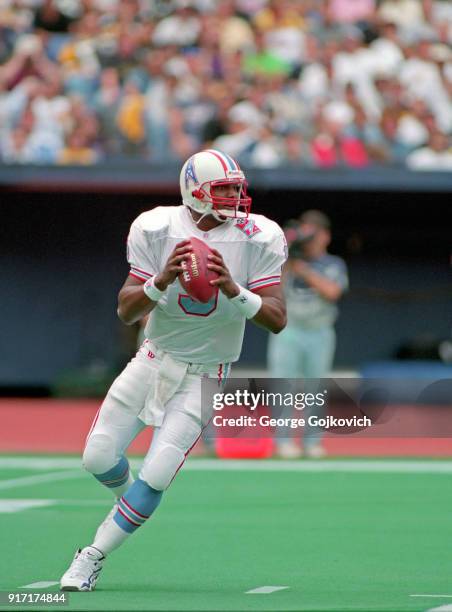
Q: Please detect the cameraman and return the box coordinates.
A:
[267,210,348,458]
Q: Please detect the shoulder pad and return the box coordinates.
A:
[133,206,176,236]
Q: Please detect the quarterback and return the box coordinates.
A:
[60,149,287,591]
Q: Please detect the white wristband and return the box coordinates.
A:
[229,285,262,319]
[143,276,166,303]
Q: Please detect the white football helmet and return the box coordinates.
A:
[180,149,251,222]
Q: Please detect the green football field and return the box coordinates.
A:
[0,456,451,612]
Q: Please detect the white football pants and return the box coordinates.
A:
[83,340,227,491]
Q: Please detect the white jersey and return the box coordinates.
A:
[127,205,287,365]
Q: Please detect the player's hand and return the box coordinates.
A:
[154,240,193,291]
[207,248,240,299]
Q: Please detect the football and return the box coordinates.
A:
[179,236,219,303]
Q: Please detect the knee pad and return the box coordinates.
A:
[82,434,117,475]
[140,444,185,491]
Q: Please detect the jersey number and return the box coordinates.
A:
[178,293,218,316]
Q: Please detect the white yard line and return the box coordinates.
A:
[0,499,55,513]
[411,595,452,598]
[0,470,84,491]
[183,459,452,474]
[1,456,452,474]
[246,586,289,594]
[20,582,59,589]
[0,498,110,512]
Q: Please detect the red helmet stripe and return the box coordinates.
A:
[206,150,228,175]
[222,151,240,171]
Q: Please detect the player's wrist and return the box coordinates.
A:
[229,284,262,319]
[153,275,169,292]
[223,283,240,299]
[143,276,167,302]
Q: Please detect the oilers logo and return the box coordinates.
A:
[234,218,261,238]
[184,157,198,189]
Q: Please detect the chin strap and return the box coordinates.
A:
[188,207,228,225]
[193,211,210,225]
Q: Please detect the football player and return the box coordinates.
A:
[60,149,287,591]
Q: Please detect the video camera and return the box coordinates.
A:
[283,219,317,258]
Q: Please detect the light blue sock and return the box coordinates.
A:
[93,456,133,498]
[113,479,163,534]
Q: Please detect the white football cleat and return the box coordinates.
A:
[94,502,118,541]
[60,546,105,591]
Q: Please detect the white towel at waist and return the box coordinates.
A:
[139,352,188,426]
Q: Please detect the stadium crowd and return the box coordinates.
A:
[0,0,451,169]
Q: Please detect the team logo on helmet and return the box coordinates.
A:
[184,157,198,189]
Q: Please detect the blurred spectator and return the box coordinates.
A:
[311,131,370,167]
[0,0,451,170]
[377,0,427,31]
[116,80,146,155]
[201,95,235,146]
[283,131,312,165]
[253,0,304,39]
[242,30,292,76]
[248,124,285,167]
[254,0,306,69]
[1,125,32,163]
[152,2,201,47]
[267,210,349,459]
[4,100,63,164]
[33,0,74,33]
[0,34,58,90]
[370,22,404,77]
[58,127,99,165]
[216,0,255,55]
[364,108,412,163]
[212,115,257,159]
[399,39,451,132]
[328,0,376,25]
[406,130,452,170]
[93,68,122,155]
[311,102,370,167]
[168,107,197,160]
